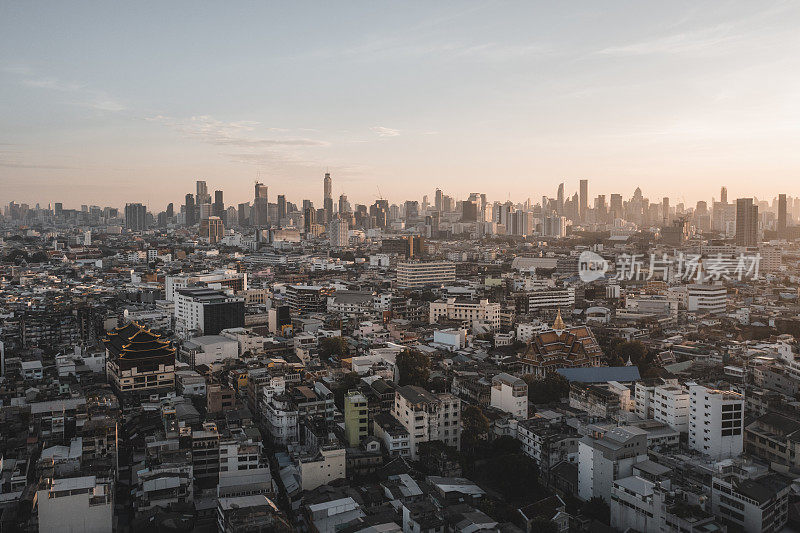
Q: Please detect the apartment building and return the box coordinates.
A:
[578,426,649,502]
[36,476,113,533]
[391,385,461,460]
[429,298,501,331]
[688,383,744,459]
[490,373,528,419]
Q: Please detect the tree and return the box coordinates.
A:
[318,336,349,362]
[528,518,558,533]
[491,435,521,455]
[581,497,610,525]
[333,372,361,409]
[471,453,544,504]
[396,350,431,387]
[523,373,570,404]
[461,405,490,454]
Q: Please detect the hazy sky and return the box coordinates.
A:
[2,1,800,210]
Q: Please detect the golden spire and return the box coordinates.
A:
[553,308,565,332]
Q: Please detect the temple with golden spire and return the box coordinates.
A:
[552,308,566,333]
[519,310,602,378]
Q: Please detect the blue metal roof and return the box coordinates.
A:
[556,366,641,383]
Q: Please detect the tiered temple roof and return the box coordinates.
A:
[104,321,175,371]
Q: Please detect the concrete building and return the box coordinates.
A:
[711,473,790,532]
[174,287,245,336]
[429,298,501,331]
[396,261,456,288]
[328,217,349,247]
[651,383,690,433]
[343,391,369,447]
[165,270,247,301]
[687,284,727,314]
[36,476,113,533]
[299,447,347,492]
[391,385,461,460]
[578,426,649,502]
[179,335,239,368]
[490,373,528,419]
[516,420,578,475]
[527,287,576,311]
[688,383,744,459]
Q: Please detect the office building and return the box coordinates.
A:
[124,203,147,231]
[328,217,349,247]
[200,216,224,244]
[285,285,335,314]
[184,194,196,226]
[579,179,588,221]
[396,261,456,288]
[254,182,269,226]
[196,180,210,204]
[778,193,787,238]
[735,197,758,246]
[687,284,727,314]
[213,190,224,219]
[711,473,790,532]
[174,288,245,335]
[277,194,286,221]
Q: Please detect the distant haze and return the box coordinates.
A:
[2,1,800,208]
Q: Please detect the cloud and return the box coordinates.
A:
[150,115,329,147]
[0,161,75,170]
[4,66,126,112]
[595,25,739,56]
[371,126,401,137]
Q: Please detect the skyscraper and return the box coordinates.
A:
[323,172,333,223]
[735,198,758,246]
[720,186,728,204]
[329,217,349,247]
[324,172,332,200]
[557,182,565,214]
[778,193,787,238]
[196,180,210,204]
[610,194,623,220]
[277,194,286,222]
[200,216,224,244]
[662,197,670,224]
[184,194,195,226]
[254,182,268,226]
[124,203,147,231]
[435,188,443,211]
[579,179,588,221]
[213,190,224,220]
[304,206,316,233]
[338,194,350,215]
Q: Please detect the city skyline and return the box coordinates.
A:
[2,174,797,213]
[3,1,800,206]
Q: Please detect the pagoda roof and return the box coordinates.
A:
[104,321,175,365]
